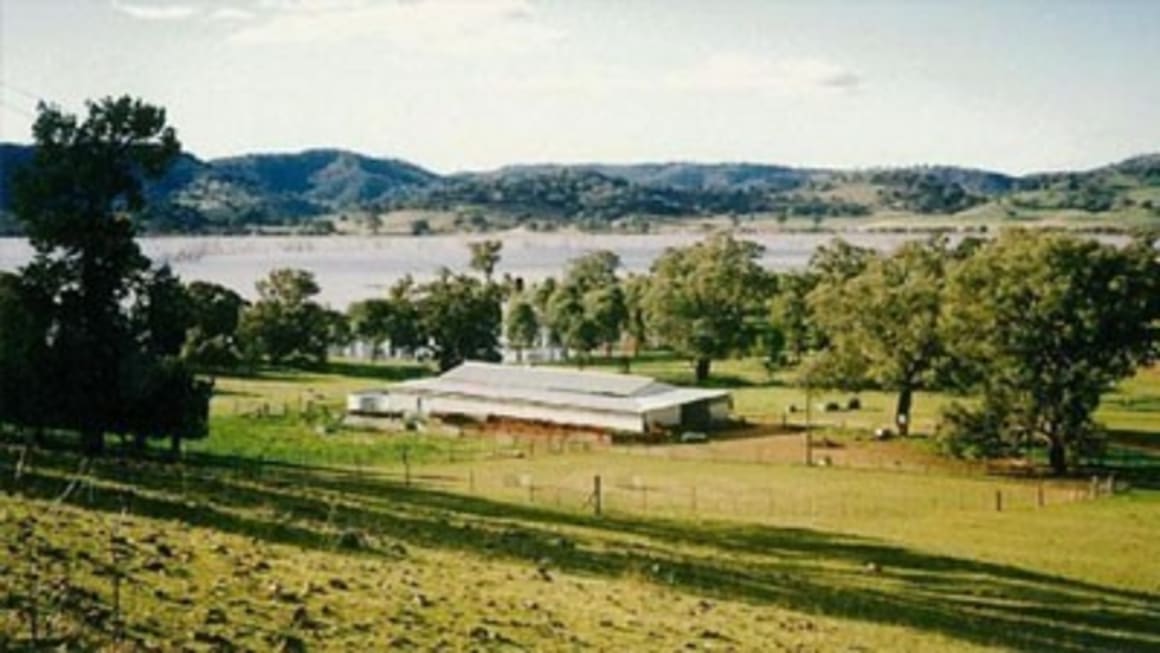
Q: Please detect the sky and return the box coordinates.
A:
[2,0,1159,174]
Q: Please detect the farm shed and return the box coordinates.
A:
[346,361,731,435]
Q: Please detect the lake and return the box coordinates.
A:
[0,231,966,308]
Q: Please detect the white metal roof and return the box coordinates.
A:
[391,362,729,415]
[442,361,661,397]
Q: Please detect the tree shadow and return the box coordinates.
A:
[321,360,432,382]
[4,448,1158,653]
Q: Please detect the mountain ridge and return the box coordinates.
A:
[0,144,1157,234]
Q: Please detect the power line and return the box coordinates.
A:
[0,96,35,119]
[0,80,43,103]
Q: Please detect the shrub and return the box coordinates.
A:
[937,401,1009,459]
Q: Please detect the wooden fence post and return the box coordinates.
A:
[594,475,602,516]
[994,489,1003,512]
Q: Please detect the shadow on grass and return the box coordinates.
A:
[4,446,1158,653]
[1105,429,1160,454]
[206,360,432,385]
[322,360,432,382]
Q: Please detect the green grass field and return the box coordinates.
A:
[3,358,1159,651]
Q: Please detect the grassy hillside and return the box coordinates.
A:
[3,359,1159,651]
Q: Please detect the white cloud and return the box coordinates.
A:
[209,6,258,22]
[666,53,863,94]
[111,0,199,21]
[229,0,562,54]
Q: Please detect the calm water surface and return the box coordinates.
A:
[0,232,946,307]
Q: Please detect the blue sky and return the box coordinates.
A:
[2,0,1158,173]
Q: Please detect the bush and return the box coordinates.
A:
[936,401,1009,459]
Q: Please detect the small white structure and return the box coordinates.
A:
[347,361,731,435]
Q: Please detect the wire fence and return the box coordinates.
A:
[368,456,1117,527]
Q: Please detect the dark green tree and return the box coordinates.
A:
[547,283,599,365]
[240,268,334,366]
[768,271,821,364]
[504,296,540,362]
[621,273,650,360]
[134,265,193,357]
[643,234,771,383]
[182,281,246,369]
[10,96,207,455]
[383,275,424,356]
[808,239,875,284]
[941,230,1160,473]
[417,269,502,371]
[548,251,627,362]
[0,272,53,444]
[809,238,949,435]
[348,298,393,360]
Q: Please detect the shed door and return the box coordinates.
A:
[679,400,711,431]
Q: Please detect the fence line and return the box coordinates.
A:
[367,463,1113,526]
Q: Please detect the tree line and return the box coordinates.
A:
[2,97,1157,475]
[266,226,1156,475]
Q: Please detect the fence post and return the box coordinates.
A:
[593,475,602,516]
[1037,482,1045,508]
[994,489,1003,512]
[1089,475,1099,499]
[403,448,411,487]
[1106,473,1116,496]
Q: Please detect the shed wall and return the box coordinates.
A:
[413,393,645,433]
[644,405,682,429]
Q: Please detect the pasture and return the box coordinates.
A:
[3,358,1159,651]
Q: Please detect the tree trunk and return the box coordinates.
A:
[169,434,182,461]
[1048,437,1067,476]
[694,358,711,384]
[81,430,104,456]
[895,384,913,437]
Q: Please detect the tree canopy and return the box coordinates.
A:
[3,96,209,454]
[643,234,771,383]
[940,230,1160,473]
[417,269,502,371]
[240,268,335,366]
[809,238,949,434]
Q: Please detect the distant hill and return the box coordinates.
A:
[0,143,1157,234]
[491,162,815,191]
[0,145,440,233]
[210,149,438,205]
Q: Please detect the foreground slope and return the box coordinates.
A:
[2,443,1158,652]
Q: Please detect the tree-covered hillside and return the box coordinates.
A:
[1,144,1158,234]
